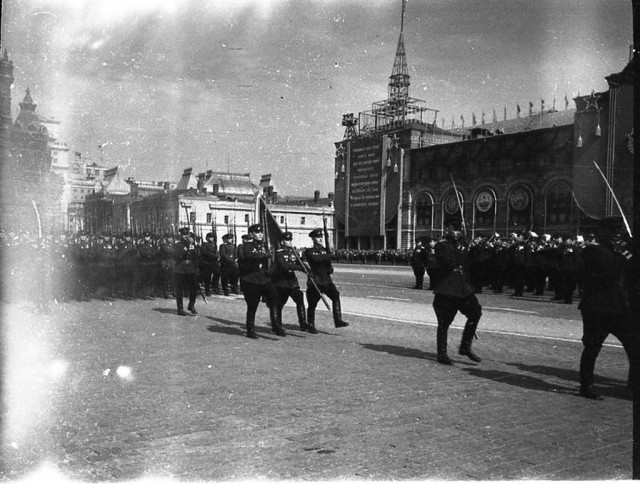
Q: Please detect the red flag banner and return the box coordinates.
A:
[257,195,283,251]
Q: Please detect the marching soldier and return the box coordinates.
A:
[219,233,239,296]
[158,233,176,299]
[236,233,253,286]
[173,227,199,315]
[272,231,308,332]
[240,224,283,338]
[305,228,349,333]
[577,217,639,399]
[200,232,219,296]
[431,220,482,365]
[410,238,428,289]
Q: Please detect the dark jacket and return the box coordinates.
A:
[272,247,303,288]
[240,240,271,285]
[578,243,629,315]
[305,243,333,286]
[173,239,199,275]
[431,238,474,298]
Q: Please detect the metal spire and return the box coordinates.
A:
[389,0,410,101]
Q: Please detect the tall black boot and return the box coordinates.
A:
[297,304,309,331]
[187,292,197,314]
[437,325,453,365]
[246,313,258,339]
[176,294,186,316]
[307,308,318,334]
[332,298,349,328]
[458,320,481,362]
[579,351,602,399]
[271,305,286,336]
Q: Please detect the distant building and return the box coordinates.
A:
[85,167,335,247]
[333,6,634,250]
[0,50,64,233]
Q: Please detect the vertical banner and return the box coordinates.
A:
[347,138,384,236]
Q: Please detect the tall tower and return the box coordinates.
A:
[0,49,14,163]
[388,0,410,105]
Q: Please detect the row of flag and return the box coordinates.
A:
[440,95,572,131]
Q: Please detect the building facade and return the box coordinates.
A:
[332,9,634,250]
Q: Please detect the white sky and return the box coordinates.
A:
[0,0,633,196]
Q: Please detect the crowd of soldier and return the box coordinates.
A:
[0,228,632,314]
[408,230,632,304]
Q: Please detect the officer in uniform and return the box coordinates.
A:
[577,217,639,399]
[305,228,349,334]
[272,231,308,332]
[158,233,176,298]
[410,238,428,289]
[219,234,239,296]
[236,233,253,288]
[200,232,219,296]
[431,220,482,365]
[173,227,199,315]
[240,224,283,338]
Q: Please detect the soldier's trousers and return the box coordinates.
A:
[580,310,640,390]
[220,266,239,295]
[174,272,198,310]
[433,293,482,352]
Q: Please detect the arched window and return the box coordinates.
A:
[473,188,496,229]
[546,182,573,225]
[415,193,433,230]
[507,184,533,230]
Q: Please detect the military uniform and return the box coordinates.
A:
[432,223,482,365]
[199,233,219,296]
[219,235,239,296]
[409,240,427,289]
[304,228,349,333]
[158,234,176,298]
[577,218,639,399]
[271,232,308,331]
[173,228,199,315]
[240,224,282,338]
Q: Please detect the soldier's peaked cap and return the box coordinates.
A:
[205,232,214,239]
[309,228,323,238]
[178,227,190,235]
[241,234,252,241]
[222,233,234,240]
[280,231,293,241]
[248,224,263,233]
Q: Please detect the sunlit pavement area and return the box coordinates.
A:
[1,289,634,482]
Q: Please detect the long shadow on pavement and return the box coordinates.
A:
[205,317,282,340]
[360,343,436,362]
[461,366,632,400]
[503,362,631,400]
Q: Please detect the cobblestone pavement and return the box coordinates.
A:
[1,290,634,482]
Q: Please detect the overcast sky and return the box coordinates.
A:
[0,0,633,197]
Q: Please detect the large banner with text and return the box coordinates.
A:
[347,138,383,236]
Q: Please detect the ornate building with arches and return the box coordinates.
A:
[333,3,634,249]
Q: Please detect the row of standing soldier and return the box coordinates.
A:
[409,229,630,304]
